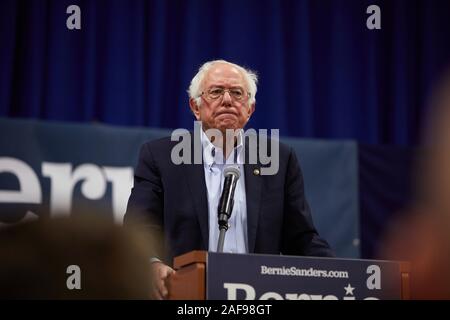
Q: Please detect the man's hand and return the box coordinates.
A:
[151,261,175,300]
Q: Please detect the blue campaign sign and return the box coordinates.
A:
[206,252,404,300]
[0,117,359,258]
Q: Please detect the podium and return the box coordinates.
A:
[167,251,410,300]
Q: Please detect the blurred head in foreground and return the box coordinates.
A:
[381,69,450,299]
[0,212,153,299]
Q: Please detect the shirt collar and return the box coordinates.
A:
[201,127,244,167]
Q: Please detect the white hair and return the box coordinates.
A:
[188,60,258,107]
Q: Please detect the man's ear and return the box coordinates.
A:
[189,98,201,120]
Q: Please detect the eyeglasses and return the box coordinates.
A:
[200,87,250,101]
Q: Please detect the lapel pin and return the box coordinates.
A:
[253,168,260,176]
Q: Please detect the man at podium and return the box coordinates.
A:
[125,60,334,299]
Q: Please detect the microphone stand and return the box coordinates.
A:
[217,205,232,253]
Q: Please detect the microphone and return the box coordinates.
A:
[217,164,240,252]
[218,164,241,228]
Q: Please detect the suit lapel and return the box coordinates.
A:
[244,141,263,253]
[185,163,209,249]
[184,131,209,249]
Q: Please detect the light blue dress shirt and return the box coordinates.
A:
[201,129,248,254]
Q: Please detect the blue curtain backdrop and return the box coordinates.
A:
[1,0,450,146]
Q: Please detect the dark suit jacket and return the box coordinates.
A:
[124,134,334,265]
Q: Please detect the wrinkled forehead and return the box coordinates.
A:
[202,63,247,89]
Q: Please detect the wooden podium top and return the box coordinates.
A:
[169,251,208,300]
[173,250,207,270]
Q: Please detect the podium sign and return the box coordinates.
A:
[207,252,406,300]
[169,251,409,300]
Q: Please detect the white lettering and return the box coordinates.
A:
[42,163,106,216]
[366,265,381,289]
[224,283,256,300]
[66,265,81,289]
[0,157,42,204]
[103,167,133,223]
[366,5,381,30]
[66,5,81,30]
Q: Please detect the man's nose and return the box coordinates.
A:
[222,90,232,105]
